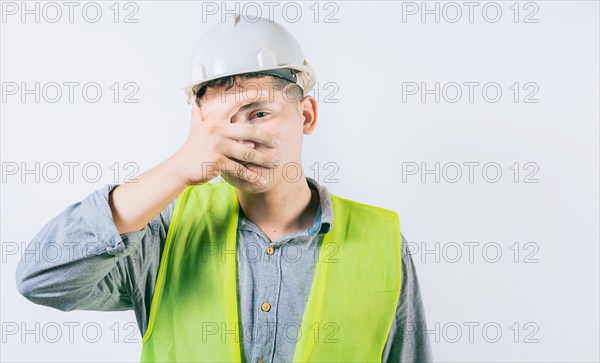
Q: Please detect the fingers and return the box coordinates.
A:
[190,96,204,123]
[236,140,256,149]
[204,89,270,122]
[221,139,280,168]
[224,123,281,149]
[218,158,267,185]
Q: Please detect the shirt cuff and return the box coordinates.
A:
[80,183,147,257]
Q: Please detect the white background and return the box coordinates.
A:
[1,1,599,362]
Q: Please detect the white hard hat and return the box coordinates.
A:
[182,14,316,99]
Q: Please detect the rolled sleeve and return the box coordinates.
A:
[80,183,147,257]
[15,183,172,314]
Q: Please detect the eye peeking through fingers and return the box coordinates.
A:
[249,111,270,121]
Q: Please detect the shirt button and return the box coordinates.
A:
[261,302,271,312]
[266,246,275,255]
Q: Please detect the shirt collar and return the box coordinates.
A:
[237,176,333,237]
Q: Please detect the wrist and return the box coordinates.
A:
[163,153,192,189]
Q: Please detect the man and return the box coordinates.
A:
[16,15,432,362]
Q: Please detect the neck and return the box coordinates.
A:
[236,175,319,243]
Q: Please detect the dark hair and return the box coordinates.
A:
[193,72,303,107]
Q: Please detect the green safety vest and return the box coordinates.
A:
[140,180,402,363]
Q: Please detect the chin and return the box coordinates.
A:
[222,173,271,193]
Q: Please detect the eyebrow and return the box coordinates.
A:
[239,101,275,111]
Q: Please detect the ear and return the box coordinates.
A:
[299,95,318,135]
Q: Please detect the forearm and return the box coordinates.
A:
[109,154,187,234]
[15,184,147,311]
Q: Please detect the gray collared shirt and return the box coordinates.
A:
[15,176,432,362]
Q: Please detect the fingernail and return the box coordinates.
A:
[259,177,267,185]
[275,139,282,146]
